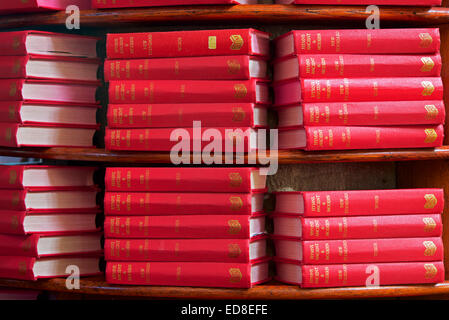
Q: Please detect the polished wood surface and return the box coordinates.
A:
[0,5,449,29]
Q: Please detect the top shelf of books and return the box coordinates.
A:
[1,5,449,29]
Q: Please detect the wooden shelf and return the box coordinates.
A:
[1,276,449,299]
[1,5,449,29]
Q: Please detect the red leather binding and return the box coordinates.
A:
[106,29,269,59]
[105,167,262,192]
[104,215,264,239]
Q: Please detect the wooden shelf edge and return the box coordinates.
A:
[0,147,448,164]
[1,277,449,299]
[1,5,449,29]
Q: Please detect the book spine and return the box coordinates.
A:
[301,237,444,264]
[105,167,253,192]
[0,123,19,148]
[104,192,253,215]
[0,79,24,101]
[105,239,252,262]
[0,190,26,211]
[289,29,440,55]
[300,101,446,126]
[302,189,445,216]
[104,56,251,81]
[0,234,39,257]
[106,261,252,288]
[104,215,252,239]
[106,103,256,128]
[300,78,443,103]
[0,256,35,281]
[300,261,444,288]
[105,127,253,152]
[0,166,25,189]
[298,54,442,78]
[301,214,443,240]
[0,56,29,79]
[0,211,26,235]
[106,29,254,59]
[0,31,28,56]
[108,80,257,104]
[303,125,444,151]
[0,102,22,123]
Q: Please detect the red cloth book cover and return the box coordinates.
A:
[0,0,91,13]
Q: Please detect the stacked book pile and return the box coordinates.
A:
[274,28,446,151]
[275,0,441,5]
[104,28,270,153]
[93,0,256,9]
[0,0,91,14]
[104,167,270,288]
[0,166,102,281]
[0,31,100,148]
[272,189,445,287]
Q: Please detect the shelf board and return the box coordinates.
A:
[0,277,449,299]
[1,5,449,29]
[0,147,448,164]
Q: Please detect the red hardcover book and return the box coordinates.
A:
[0,211,99,235]
[0,166,96,190]
[105,167,267,192]
[278,125,444,150]
[0,233,102,257]
[106,103,267,128]
[106,260,270,288]
[104,215,266,239]
[275,29,440,58]
[104,237,267,262]
[108,80,269,105]
[104,56,267,81]
[104,192,264,215]
[274,54,442,81]
[0,256,101,281]
[0,0,91,13]
[275,260,445,288]
[274,237,444,264]
[0,102,99,127]
[274,78,443,106]
[0,31,98,59]
[272,214,443,240]
[277,101,446,127]
[105,127,258,152]
[277,0,441,5]
[274,189,445,216]
[94,0,256,9]
[106,29,270,59]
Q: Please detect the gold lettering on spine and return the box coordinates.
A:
[424,129,438,143]
[230,35,244,50]
[370,57,375,72]
[421,81,435,96]
[176,266,182,280]
[423,241,437,256]
[208,36,217,50]
[425,105,439,120]
[421,57,435,72]
[424,263,438,279]
[373,242,378,257]
[419,33,433,48]
[423,217,437,232]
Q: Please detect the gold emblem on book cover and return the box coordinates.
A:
[424,129,438,143]
[9,82,17,97]
[229,172,243,187]
[425,105,439,120]
[421,81,435,96]
[21,0,29,3]
[229,268,243,283]
[419,33,433,48]
[424,194,438,209]
[12,59,21,74]
[228,244,242,258]
[229,196,243,210]
[228,220,242,234]
[424,263,438,279]
[12,193,20,207]
[227,59,241,74]
[18,261,27,275]
[234,84,248,99]
[21,240,32,252]
[232,107,246,122]
[8,105,15,120]
[421,57,435,72]
[423,241,437,256]
[5,127,12,142]
[230,35,244,50]
[12,37,20,50]
[423,217,437,232]
[9,170,17,185]
[11,215,19,230]
[208,36,217,50]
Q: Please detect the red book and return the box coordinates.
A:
[278,125,444,150]
[277,101,446,127]
[275,260,445,288]
[0,31,98,59]
[104,56,267,81]
[105,167,267,192]
[106,29,270,59]
[274,54,442,81]
[0,233,102,257]
[108,80,269,105]
[275,29,440,58]
[274,237,444,264]
[104,237,267,262]
[0,211,99,235]
[104,192,264,216]
[105,127,258,152]
[0,166,96,190]
[0,256,101,281]
[0,123,96,148]
[107,103,267,128]
[274,78,443,106]
[95,0,256,9]
[104,215,266,239]
[106,260,269,288]
[0,102,99,127]
[277,0,441,5]
[272,214,443,240]
[275,189,445,216]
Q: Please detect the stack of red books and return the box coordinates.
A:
[273,28,446,151]
[104,29,270,153]
[0,31,100,148]
[272,189,445,288]
[276,0,441,5]
[93,0,256,9]
[104,167,270,288]
[0,166,102,281]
